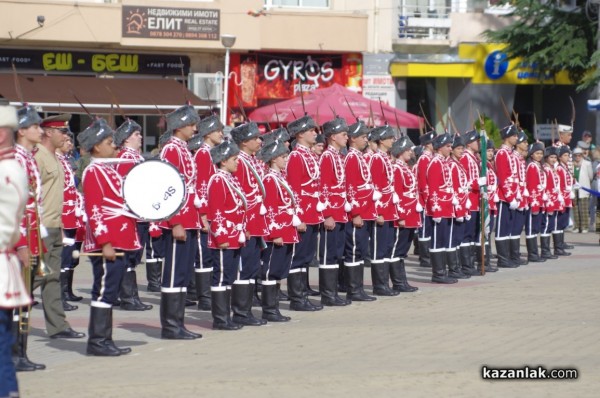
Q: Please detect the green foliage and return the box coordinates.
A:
[475,115,502,148]
[484,0,597,91]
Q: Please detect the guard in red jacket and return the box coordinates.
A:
[541,147,563,258]
[448,134,471,279]
[258,139,298,322]
[114,119,153,311]
[159,105,202,340]
[525,142,547,262]
[368,125,400,296]
[459,129,487,272]
[285,115,324,311]
[343,120,377,302]
[207,141,246,331]
[230,121,269,326]
[80,118,140,356]
[555,145,573,256]
[55,127,85,308]
[426,133,457,284]
[509,131,530,266]
[390,135,419,293]
[188,114,223,311]
[318,117,351,306]
[414,130,436,268]
[493,124,520,268]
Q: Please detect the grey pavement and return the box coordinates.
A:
[19,232,600,398]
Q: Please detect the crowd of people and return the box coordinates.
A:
[0,98,591,397]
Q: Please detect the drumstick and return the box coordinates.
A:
[72,250,124,259]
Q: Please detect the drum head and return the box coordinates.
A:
[122,160,186,221]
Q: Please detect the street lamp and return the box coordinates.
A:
[221,34,237,126]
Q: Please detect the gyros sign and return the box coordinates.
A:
[263,56,334,86]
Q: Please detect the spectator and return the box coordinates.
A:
[576,140,591,161]
[572,148,594,233]
[581,130,596,151]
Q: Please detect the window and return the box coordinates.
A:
[265,0,330,8]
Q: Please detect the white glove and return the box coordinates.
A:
[392,193,400,204]
[509,199,518,210]
[416,202,423,213]
[570,191,575,199]
[452,197,459,206]
[466,199,472,210]
[432,217,442,224]
[524,189,530,198]
[477,176,487,186]
[573,181,581,189]
[542,193,548,201]
[456,217,464,222]
[465,214,471,221]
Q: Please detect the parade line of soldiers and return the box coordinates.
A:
[1,99,578,389]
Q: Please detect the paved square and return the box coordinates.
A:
[19,232,599,397]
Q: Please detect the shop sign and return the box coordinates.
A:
[229,53,363,107]
[122,6,220,40]
[362,75,396,108]
[0,49,190,75]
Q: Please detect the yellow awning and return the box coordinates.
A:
[390,62,474,78]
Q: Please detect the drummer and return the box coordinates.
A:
[158,105,202,340]
[79,118,140,356]
[114,119,152,311]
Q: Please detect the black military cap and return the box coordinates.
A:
[390,136,415,157]
[528,142,545,157]
[419,130,437,145]
[114,119,142,147]
[287,115,317,138]
[432,133,452,150]
[231,122,260,145]
[78,118,114,152]
[322,117,349,137]
[210,140,240,165]
[258,139,289,163]
[499,124,519,139]
[17,105,43,129]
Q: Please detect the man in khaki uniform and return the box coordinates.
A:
[34,113,85,339]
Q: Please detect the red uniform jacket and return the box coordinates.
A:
[160,137,201,230]
[513,151,528,210]
[207,170,247,249]
[486,162,499,214]
[393,159,421,228]
[426,154,454,218]
[14,145,43,256]
[495,145,520,204]
[369,150,399,221]
[448,157,470,218]
[556,163,574,209]
[234,151,268,237]
[262,168,300,244]
[58,153,82,230]
[460,150,481,212]
[415,150,433,207]
[526,161,546,214]
[115,147,143,176]
[194,143,216,217]
[543,164,563,213]
[82,160,141,252]
[344,147,377,221]
[319,146,349,223]
[286,144,324,225]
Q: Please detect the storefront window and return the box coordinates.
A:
[265,0,329,8]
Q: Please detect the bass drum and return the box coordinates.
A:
[122,160,186,221]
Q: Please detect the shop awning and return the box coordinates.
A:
[0,74,213,115]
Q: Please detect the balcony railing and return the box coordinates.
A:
[397,1,494,41]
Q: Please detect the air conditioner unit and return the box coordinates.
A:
[188,73,222,102]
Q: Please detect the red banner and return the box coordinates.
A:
[229,52,363,110]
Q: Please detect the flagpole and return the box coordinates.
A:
[480,128,488,275]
